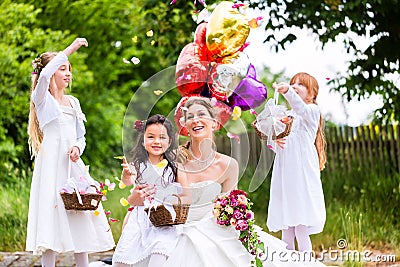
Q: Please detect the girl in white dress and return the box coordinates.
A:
[112,114,189,267]
[268,72,327,252]
[26,38,115,267]
[164,96,326,267]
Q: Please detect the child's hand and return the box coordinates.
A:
[274,137,286,149]
[272,82,290,94]
[128,184,156,206]
[121,156,136,186]
[67,146,80,162]
[63,37,88,56]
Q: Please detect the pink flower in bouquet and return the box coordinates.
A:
[233,209,243,220]
[235,219,248,231]
[213,189,265,267]
[230,197,238,207]
[246,211,254,220]
[220,198,228,206]
[238,194,248,205]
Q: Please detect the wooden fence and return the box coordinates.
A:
[214,123,400,174]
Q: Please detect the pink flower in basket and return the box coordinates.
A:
[213,189,265,267]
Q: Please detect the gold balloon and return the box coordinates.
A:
[206,1,250,58]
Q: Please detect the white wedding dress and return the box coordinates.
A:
[164,181,326,267]
[26,105,115,255]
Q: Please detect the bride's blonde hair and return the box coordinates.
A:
[28,52,57,156]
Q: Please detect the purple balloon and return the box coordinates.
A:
[228,64,267,110]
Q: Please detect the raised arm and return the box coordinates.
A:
[32,38,88,107]
[32,53,68,106]
[273,82,319,122]
[63,38,88,56]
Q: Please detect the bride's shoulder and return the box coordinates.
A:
[216,153,238,169]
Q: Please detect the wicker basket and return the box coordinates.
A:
[144,194,190,227]
[252,116,294,140]
[60,185,103,211]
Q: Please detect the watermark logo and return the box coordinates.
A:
[318,239,397,264]
[258,239,397,264]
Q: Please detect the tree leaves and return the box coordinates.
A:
[252,0,400,122]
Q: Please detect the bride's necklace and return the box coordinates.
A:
[188,147,216,170]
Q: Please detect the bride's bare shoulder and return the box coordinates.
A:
[216,153,238,168]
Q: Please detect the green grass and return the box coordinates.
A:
[0,178,30,251]
[1,166,399,260]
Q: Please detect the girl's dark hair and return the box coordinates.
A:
[130,114,177,186]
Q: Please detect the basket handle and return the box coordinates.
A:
[90,184,101,194]
[67,156,71,180]
[273,89,279,106]
[163,194,182,205]
[67,158,83,205]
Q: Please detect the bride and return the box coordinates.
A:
[163,96,326,267]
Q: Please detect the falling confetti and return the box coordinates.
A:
[239,42,250,52]
[146,30,154,37]
[150,40,156,46]
[109,217,120,223]
[108,182,116,191]
[170,0,177,4]
[93,210,100,216]
[120,197,129,206]
[232,3,246,8]
[232,106,242,121]
[153,90,163,95]
[227,132,241,144]
[119,181,126,189]
[248,18,258,29]
[131,57,140,64]
[250,109,257,115]
[114,156,124,160]
[156,159,168,168]
[196,0,206,6]
[132,36,138,43]
[122,58,130,64]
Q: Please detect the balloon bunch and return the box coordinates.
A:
[175,1,267,115]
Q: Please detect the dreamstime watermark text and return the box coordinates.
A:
[260,239,397,264]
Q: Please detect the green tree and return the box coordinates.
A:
[2,0,219,181]
[0,1,79,182]
[252,0,399,122]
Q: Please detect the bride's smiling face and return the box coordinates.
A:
[185,103,216,138]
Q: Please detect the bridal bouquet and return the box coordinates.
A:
[212,189,265,267]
